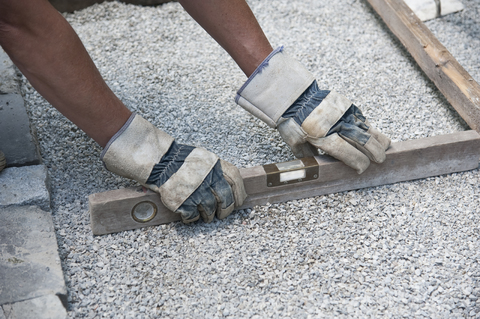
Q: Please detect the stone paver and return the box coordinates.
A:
[0,47,40,168]
[0,165,50,211]
[2,294,67,319]
[0,46,66,318]
[0,206,67,307]
[0,94,41,168]
[0,48,20,95]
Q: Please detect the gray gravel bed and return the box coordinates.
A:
[21,0,480,317]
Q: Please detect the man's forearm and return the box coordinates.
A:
[0,0,131,147]
[179,0,273,77]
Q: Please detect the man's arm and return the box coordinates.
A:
[0,0,246,222]
[178,0,273,77]
[177,0,391,172]
[0,0,131,147]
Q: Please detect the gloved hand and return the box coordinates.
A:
[235,47,391,174]
[101,113,247,223]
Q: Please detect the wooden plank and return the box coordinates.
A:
[366,0,480,132]
[89,130,480,235]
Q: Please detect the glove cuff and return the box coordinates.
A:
[235,46,315,128]
[101,113,175,184]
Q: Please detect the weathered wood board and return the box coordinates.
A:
[367,0,480,132]
[89,130,480,235]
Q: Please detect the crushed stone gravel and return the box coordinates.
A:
[20,0,480,317]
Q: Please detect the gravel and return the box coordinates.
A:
[21,0,480,317]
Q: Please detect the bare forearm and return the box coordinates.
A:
[179,0,273,77]
[0,0,131,147]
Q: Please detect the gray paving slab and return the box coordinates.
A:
[0,94,41,168]
[0,48,20,95]
[2,294,67,319]
[0,206,67,307]
[0,307,5,319]
[0,165,50,211]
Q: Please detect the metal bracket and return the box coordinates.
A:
[264,157,319,187]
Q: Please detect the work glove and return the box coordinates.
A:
[235,47,391,174]
[101,113,247,223]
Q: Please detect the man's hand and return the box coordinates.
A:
[235,47,390,174]
[101,114,247,223]
[278,81,391,174]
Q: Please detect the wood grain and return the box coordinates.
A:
[366,0,480,132]
[89,131,480,235]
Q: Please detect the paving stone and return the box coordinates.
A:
[0,94,41,168]
[0,307,5,319]
[0,47,20,95]
[0,47,40,168]
[1,294,66,319]
[0,206,67,306]
[0,165,50,211]
[403,0,464,22]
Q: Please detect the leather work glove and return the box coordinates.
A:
[235,47,391,174]
[101,113,247,223]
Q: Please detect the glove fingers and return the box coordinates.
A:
[176,203,200,224]
[291,142,319,159]
[209,170,236,220]
[197,189,217,223]
[175,173,218,223]
[329,117,389,164]
[278,118,315,158]
[308,133,370,174]
[220,160,247,208]
[341,134,386,164]
[175,160,246,224]
[366,125,391,151]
